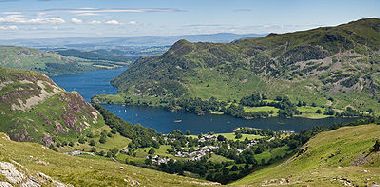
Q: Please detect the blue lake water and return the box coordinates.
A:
[52,68,355,134]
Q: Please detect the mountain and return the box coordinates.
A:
[233,124,380,186]
[0,33,264,50]
[0,67,104,145]
[110,18,380,114]
[0,133,217,186]
[0,46,118,75]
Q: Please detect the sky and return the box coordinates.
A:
[0,0,379,39]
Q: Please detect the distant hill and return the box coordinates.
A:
[0,132,217,186]
[0,67,104,145]
[233,124,380,186]
[110,18,380,114]
[0,46,120,75]
[0,33,265,50]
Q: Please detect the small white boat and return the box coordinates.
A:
[174,119,182,123]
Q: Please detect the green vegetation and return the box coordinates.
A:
[103,18,380,116]
[0,67,105,145]
[233,124,380,186]
[0,133,216,186]
[0,46,119,75]
[214,133,263,141]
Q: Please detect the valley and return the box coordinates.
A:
[99,18,380,119]
[0,8,379,186]
[52,66,356,134]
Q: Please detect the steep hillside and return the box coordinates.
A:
[233,124,380,186]
[0,67,104,145]
[0,133,217,186]
[0,46,108,75]
[111,18,380,114]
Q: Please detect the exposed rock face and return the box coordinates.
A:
[0,161,71,187]
[0,162,25,184]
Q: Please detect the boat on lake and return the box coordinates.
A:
[174,119,182,123]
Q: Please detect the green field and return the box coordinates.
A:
[253,146,290,163]
[208,153,233,163]
[295,106,331,119]
[244,106,279,116]
[215,133,264,141]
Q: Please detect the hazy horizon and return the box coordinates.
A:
[0,0,379,39]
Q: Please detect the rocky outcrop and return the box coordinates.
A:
[0,67,102,146]
[0,161,71,187]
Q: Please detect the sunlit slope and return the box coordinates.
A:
[0,46,98,75]
[0,133,218,186]
[111,18,380,113]
[232,124,380,186]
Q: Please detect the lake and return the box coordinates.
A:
[52,68,355,134]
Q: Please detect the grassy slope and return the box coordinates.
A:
[0,133,217,186]
[108,18,380,114]
[0,46,99,75]
[0,67,104,144]
[232,124,380,186]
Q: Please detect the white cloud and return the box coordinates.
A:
[0,25,18,30]
[37,12,47,17]
[89,20,102,24]
[128,20,137,25]
[76,13,98,17]
[42,8,185,14]
[105,20,120,25]
[71,18,82,24]
[0,15,65,24]
[2,12,21,15]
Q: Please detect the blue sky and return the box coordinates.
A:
[0,0,379,39]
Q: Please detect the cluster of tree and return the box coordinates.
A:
[164,94,304,119]
[240,93,268,107]
[336,107,362,117]
[93,103,162,149]
[157,157,253,184]
[275,96,300,118]
[166,97,225,115]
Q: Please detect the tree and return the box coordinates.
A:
[97,150,105,156]
[374,139,380,152]
[235,132,243,139]
[107,132,113,137]
[49,144,57,151]
[87,131,95,138]
[61,141,68,146]
[106,151,113,158]
[99,135,107,144]
[78,137,86,144]
[217,135,226,141]
[68,141,75,147]
[89,139,96,146]
[148,148,155,155]
[145,158,152,165]
[230,165,238,171]
[367,109,374,114]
